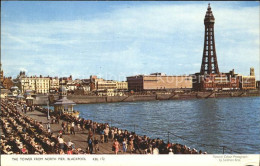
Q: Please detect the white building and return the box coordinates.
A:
[20,76,50,94]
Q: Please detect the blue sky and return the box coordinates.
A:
[1,1,259,81]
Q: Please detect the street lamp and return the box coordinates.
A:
[47,100,50,120]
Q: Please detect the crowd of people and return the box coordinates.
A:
[1,99,85,154]
[35,104,207,155]
[1,98,207,155]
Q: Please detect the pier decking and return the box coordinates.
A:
[23,110,121,154]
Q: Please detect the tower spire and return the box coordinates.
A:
[200,4,219,75]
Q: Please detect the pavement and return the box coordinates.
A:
[24,109,128,154]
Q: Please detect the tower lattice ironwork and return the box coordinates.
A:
[200,4,219,75]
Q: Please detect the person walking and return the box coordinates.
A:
[111,128,115,141]
[58,136,65,150]
[88,136,93,154]
[114,139,120,155]
[77,123,82,132]
[67,140,75,150]
[46,122,51,130]
[94,137,99,154]
[47,126,51,135]
[67,123,71,135]
[56,115,60,124]
[93,123,97,134]
[122,138,127,154]
[71,122,75,135]
[104,127,109,143]
[100,130,104,143]
[129,138,134,154]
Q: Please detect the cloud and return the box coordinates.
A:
[1,2,259,80]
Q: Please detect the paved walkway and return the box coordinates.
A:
[23,110,127,154]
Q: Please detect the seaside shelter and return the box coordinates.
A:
[25,90,34,106]
[53,87,77,116]
[16,94,25,102]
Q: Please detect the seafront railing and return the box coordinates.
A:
[104,118,242,154]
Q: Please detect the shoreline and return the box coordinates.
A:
[34,90,260,105]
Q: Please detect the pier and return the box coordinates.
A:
[20,109,116,154]
[1,98,207,155]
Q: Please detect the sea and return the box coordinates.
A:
[52,96,260,154]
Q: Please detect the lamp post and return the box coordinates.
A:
[47,100,50,120]
[168,131,170,143]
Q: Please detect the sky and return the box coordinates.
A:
[1,1,259,81]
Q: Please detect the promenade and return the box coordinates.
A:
[23,110,118,154]
[32,90,260,105]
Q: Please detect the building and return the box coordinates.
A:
[66,80,77,91]
[49,77,59,92]
[96,80,128,92]
[90,75,128,92]
[81,79,91,93]
[0,84,10,98]
[59,75,72,87]
[97,80,117,91]
[239,76,256,90]
[90,75,104,91]
[116,81,128,91]
[256,81,260,90]
[127,73,192,92]
[193,72,239,91]
[20,75,50,94]
[2,77,13,90]
[66,79,82,92]
[238,68,256,90]
[0,63,3,83]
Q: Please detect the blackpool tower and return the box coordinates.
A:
[200,3,220,75]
